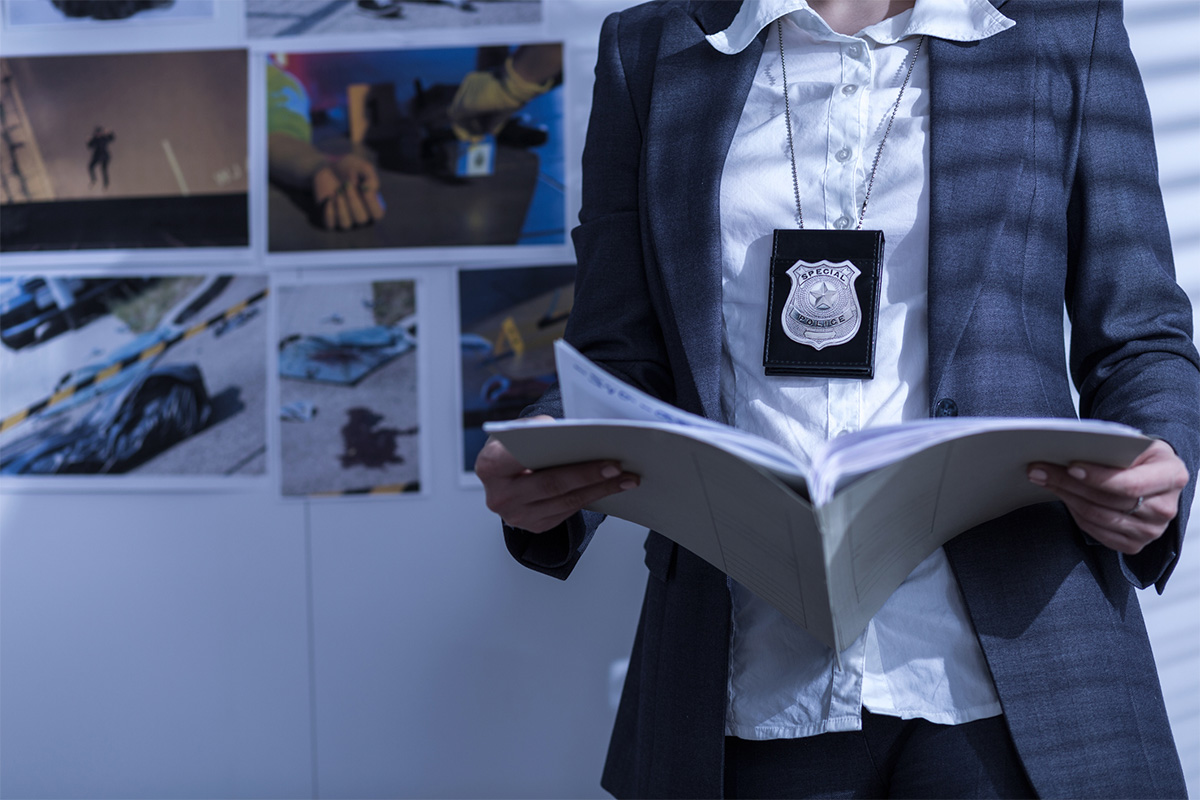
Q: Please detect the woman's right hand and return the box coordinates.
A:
[474,416,640,533]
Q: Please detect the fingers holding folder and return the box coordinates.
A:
[476,415,640,534]
[1028,438,1188,555]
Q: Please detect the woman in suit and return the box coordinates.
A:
[477,1,1199,796]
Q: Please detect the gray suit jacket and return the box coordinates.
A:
[505,1,1200,797]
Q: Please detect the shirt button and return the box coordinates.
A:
[834,215,852,229]
[841,84,858,96]
[848,44,863,58]
[835,147,852,162]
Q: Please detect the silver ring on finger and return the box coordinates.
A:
[1125,495,1145,515]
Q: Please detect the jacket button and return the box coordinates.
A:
[934,398,958,417]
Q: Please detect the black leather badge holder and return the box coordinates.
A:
[763,229,884,378]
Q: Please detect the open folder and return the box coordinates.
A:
[485,341,1151,653]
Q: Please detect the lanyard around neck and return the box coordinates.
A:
[776,20,925,230]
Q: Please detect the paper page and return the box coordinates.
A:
[555,339,725,430]
[551,340,808,483]
[817,450,950,651]
[815,425,1150,650]
[929,427,1150,544]
[487,420,730,566]
[690,449,831,644]
[808,416,1146,505]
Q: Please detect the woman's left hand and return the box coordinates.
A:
[1028,438,1189,555]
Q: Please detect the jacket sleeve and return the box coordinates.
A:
[503,8,673,580]
[1065,0,1200,592]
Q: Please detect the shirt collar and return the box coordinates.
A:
[705,0,1015,54]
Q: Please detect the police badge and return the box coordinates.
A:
[782,260,862,349]
[763,228,883,378]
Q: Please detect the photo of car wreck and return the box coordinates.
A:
[1,276,141,351]
[1,361,211,475]
[0,274,268,477]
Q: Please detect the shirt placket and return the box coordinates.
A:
[824,37,869,232]
[825,39,870,716]
[825,36,871,440]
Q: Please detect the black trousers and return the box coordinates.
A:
[724,709,1036,799]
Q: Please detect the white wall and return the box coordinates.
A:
[1,2,1197,798]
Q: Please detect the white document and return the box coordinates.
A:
[486,341,1151,652]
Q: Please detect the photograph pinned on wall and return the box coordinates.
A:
[267,43,564,252]
[0,273,268,477]
[4,0,214,26]
[458,263,573,474]
[0,50,248,252]
[246,0,541,39]
[277,279,420,497]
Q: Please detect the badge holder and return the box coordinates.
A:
[764,229,883,378]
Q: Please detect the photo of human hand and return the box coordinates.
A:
[311,154,386,231]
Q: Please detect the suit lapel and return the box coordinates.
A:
[926,11,1034,403]
[644,3,762,420]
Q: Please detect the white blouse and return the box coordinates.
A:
[708,0,1013,739]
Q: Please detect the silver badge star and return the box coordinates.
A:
[810,281,836,310]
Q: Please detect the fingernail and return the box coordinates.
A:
[1028,469,1047,485]
[619,478,639,491]
[1068,466,1087,480]
[600,465,620,479]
